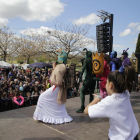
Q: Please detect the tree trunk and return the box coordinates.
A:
[27,57,30,64]
[4,51,6,61]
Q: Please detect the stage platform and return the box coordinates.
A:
[0,92,140,140]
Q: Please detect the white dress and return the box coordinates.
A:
[33,85,73,124]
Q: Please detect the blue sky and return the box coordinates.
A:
[0,0,140,56]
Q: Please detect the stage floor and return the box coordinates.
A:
[0,92,140,140]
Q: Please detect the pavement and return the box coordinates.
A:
[0,91,140,140]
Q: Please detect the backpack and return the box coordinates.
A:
[112,58,122,70]
[65,64,76,88]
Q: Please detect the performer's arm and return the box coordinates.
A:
[19,96,25,106]
[79,61,87,81]
[84,95,101,115]
[13,97,20,105]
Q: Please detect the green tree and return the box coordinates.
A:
[38,54,47,62]
[135,33,140,53]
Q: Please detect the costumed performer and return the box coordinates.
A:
[76,48,96,113]
[110,51,122,71]
[122,48,131,66]
[96,54,110,99]
[33,63,73,124]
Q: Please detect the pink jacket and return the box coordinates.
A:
[96,60,110,89]
[13,95,24,106]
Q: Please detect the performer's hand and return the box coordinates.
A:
[93,94,101,98]
[84,94,101,115]
[52,61,56,69]
[92,94,101,102]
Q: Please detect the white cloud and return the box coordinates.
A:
[0,18,9,27]
[128,22,139,28]
[20,26,53,35]
[119,28,131,36]
[73,13,101,25]
[0,0,65,22]
[113,44,125,48]
[136,25,140,30]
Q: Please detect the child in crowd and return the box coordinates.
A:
[135,84,140,92]
[8,90,13,100]
[1,92,8,111]
[24,92,32,106]
[19,81,23,91]
[1,92,8,99]
[32,92,38,105]
[71,87,78,97]
[15,85,19,92]
[96,53,110,99]
[19,90,23,96]
[32,86,40,96]
[45,77,51,89]
[40,87,46,94]
[84,65,139,140]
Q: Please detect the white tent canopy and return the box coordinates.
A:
[21,64,29,70]
[0,61,12,67]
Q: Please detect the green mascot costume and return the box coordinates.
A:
[76,48,96,113]
[57,48,67,65]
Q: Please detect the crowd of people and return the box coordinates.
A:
[0,66,80,112]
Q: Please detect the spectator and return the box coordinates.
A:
[10,81,15,90]
[32,86,40,96]
[75,75,79,93]
[8,90,14,99]
[14,79,19,86]
[19,81,23,91]
[19,90,23,96]
[23,82,31,97]
[45,77,51,89]
[25,92,32,106]
[8,69,14,80]
[15,85,19,92]
[40,87,46,94]
[44,66,48,76]
[1,92,8,111]
[135,84,140,92]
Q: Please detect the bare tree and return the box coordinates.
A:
[14,34,42,64]
[43,22,95,59]
[0,26,15,61]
